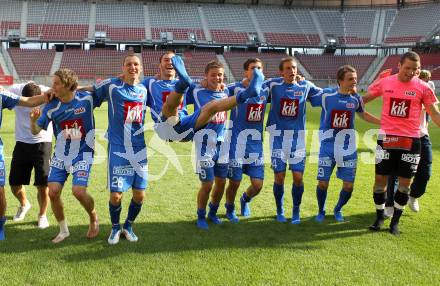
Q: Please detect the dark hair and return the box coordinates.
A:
[336,65,357,83]
[279,57,296,71]
[400,51,420,64]
[205,60,224,74]
[159,51,175,63]
[243,58,263,71]
[21,82,41,97]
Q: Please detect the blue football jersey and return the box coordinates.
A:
[141,76,188,123]
[93,78,151,147]
[266,79,322,132]
[227,81,268,158]
[0,90,20,131]
[37,91,97,154]
[309,88,364,143]
[187,84,229,143]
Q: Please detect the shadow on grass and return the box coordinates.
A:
[0,212,379,261]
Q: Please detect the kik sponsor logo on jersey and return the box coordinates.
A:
[389,98,411,118]
[210,111,226,124]
[280,98,299,118]
[331,110,351,129]
[60,119,84,140]
[246,103,264,122]
[124,102,143,123]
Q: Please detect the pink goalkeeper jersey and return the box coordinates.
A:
[368,74,438,138]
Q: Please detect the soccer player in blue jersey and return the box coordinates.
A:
[89,54,151,245]
[0,89,47,241]
[142,51,187,124]
[266,57,322,224]
[217,58,268,222]
[158,56,264,229]
[30,69,99,243]
[308,65,379,222]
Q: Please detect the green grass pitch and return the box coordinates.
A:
[0,99,439,285]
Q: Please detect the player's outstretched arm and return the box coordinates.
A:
[29,107,43,135]
[18,94,46,107]
[362,92,377,104]
[357,111,380,125]
[77,85,94,92]
[426,103,440,127]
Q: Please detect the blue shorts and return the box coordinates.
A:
[156,109,201,142]
[228,158,264,181]
[108,144,148,192]
[317,146,357,183]
[270,136,306,174]
[198,142,228,182]
[48,153,93,187]
[0,144,5,186]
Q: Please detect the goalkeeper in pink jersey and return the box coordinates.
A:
[363,52,440,235]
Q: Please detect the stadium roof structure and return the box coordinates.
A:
[99,0,437,8]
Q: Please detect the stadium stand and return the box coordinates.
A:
[384,4,440,44]
[203,4,255,45]
[295,54,376,79]
[27,1,89,41]
[96,2,145,42]
[343,9,376,45]
[183,50,218,78]
[315,10,345,44]
[141,50,166,77]
[0,0,22,38]
[1,0,439,85]
[148,3,206,42]
[253,7,320,46]
[8,48,56,78]
[59,49,130,79]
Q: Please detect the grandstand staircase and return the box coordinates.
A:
[216,54,235,83]
[375,10,387,44]
[49,52,63,75]
[370,10,381,45]
[198,6,212,42]
[20,0,28,38]
[363,55,388,84]
[310,11,326,45]
[294,58,312,80]
[143,4,152,41]
[248,8,265,44]
[0,52,11,77]
[0,48,18,79]
[88,2,96,39]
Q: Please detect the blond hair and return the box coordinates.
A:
[54,68,78,91]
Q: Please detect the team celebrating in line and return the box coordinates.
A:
[0,50,438,243]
